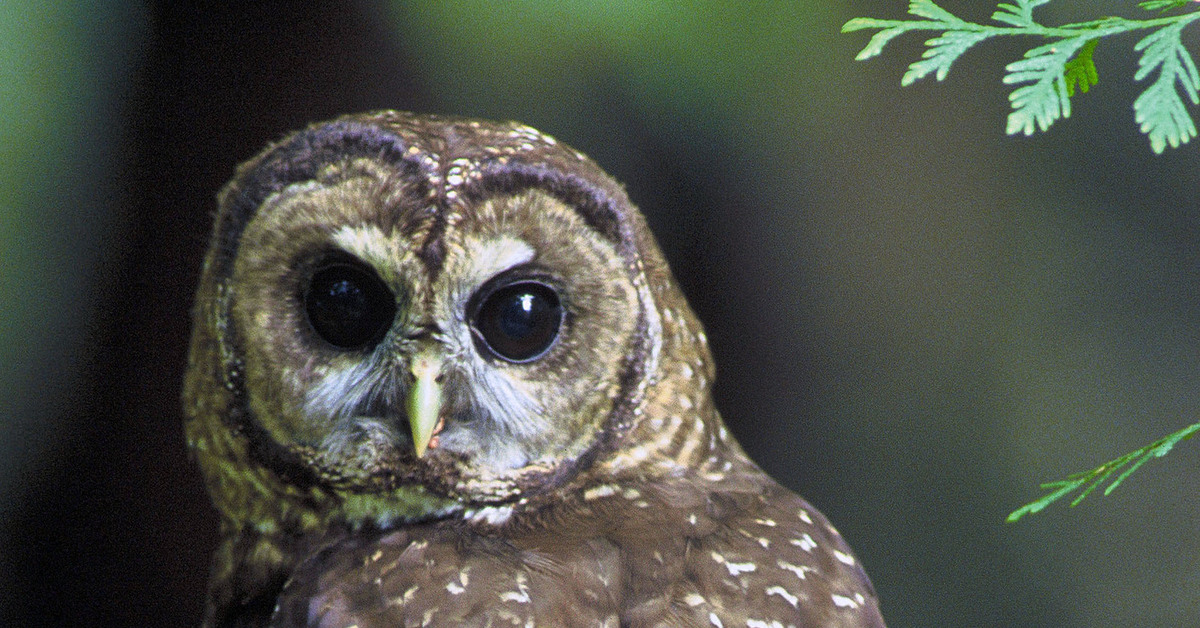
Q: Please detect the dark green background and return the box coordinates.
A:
[3,2,1198,626]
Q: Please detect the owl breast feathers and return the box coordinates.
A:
[183,111,885,627]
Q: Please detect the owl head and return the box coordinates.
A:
[184,111,717,530]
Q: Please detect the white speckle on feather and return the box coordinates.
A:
[777,560,812,580]
[710,551,755,576]
[791,534,817,552]
[832,594,860,609]
[766,586,799,608]
[499,572,531,604]
[584,484,618,500]
[465,505,513,526]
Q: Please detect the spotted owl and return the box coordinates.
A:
[183,111,885,627]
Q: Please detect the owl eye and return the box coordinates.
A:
[303,262,396,350]
[471,281,563,362]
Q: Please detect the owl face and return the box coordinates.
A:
[235,178,638,481]
[190,112,668,523]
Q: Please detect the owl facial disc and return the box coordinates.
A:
[190,111,659,514]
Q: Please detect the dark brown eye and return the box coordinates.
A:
[304,262,396,350]
[471,281,562,362]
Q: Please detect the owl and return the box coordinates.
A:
[184,111,885,627]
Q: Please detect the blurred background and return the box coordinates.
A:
[3,1,1199,625]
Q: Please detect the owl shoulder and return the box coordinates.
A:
[609,458,885,627]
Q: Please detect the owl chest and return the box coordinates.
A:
[270,489,879,627]
[268,521,624,626]
[266,510,690,625]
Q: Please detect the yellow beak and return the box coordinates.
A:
[406,350,444,458]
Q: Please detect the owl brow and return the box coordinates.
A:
[468,162,629,251]
[418,172,629,282]
[213,121,427,283]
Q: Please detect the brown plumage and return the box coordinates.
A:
[184,111,885,627]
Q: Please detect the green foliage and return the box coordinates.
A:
[1007,421,1200,522]
[1062,39,1099,97]
[845,2,1200,520]
[1004,38,1090,135]
[1132,20,1200,151]
[843,0,1200,152]
[1140,1,1192,13]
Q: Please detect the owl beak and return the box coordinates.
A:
[407,350,445,458]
